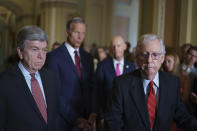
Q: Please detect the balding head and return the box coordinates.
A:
[110,36,127,61]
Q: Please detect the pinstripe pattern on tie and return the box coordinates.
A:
[147,81,156,131]
[30,73,47,123]
[74,50,81,78]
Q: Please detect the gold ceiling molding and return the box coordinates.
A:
[16,14,35,21]
[0,0,23,17]
[40,1,78,9]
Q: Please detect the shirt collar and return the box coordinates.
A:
[142,72,159,89]
[113,58,124,65]
[18,61,39,77]
[65,42,79,53]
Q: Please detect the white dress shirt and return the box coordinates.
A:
[65,42,80,64]
[142,72,159,106]
[113,58,124,75]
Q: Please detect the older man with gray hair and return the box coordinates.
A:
[105,34,197,131]
[0,26,59,131]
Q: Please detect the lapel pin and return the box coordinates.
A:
[126,65,129,68]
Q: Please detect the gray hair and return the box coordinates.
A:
[136,34,166,55]
[17,25,48,50]
[66,17,86,31]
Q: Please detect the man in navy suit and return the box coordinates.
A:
[105,34,197,131]
[96,36,135,130]
[0,26,59,131]
[46,17,96,131]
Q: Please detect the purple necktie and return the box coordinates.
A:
[30,73,47,123]
[147,81,156,131]
[74,50,81,78]
[116,63,121,76]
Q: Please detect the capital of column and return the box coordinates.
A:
[41,0,78,9]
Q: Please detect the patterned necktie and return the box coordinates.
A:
[30,73,47,123]
[147,81,156,131]
[74,50,81,78]
[116,63,120,76]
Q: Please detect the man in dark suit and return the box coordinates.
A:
[45,17,96,131]
[0,26,59,131]
[105,34,197,131]
[95,36,135,130]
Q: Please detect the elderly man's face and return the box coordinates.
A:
[17,40,47,73]
[137,39,164,80]
[111,36,126,61]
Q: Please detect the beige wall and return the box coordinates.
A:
[0,0,197,61]
[191,0,197,46]
[164,0,180,51]
[139,0,154,35]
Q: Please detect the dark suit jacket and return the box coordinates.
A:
[96,58,135,118]
[45,44,95,130]
[105,69,197,131]
[0,64,59,131]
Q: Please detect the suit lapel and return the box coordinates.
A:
[79,49,87,79]
[123,59,130,74]
[14,65,46,123]
[109,58,116,76]
[60,44,80,79]
[128,71,150,130]
[39,69,52,124]
[154,71,169,129]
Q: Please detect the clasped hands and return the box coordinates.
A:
[75,113,97,131]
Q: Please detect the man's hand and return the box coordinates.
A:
[88,113,97,125]
[75,118,90,131]
[191,92,197,103]
[88,113,97,131]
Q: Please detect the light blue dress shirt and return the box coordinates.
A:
[18,62,47,105]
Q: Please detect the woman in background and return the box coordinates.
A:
[162,51,191,131]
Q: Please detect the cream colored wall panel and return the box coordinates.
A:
[191,0,197,46]
[113,0,139,51]
[86,4,103,46]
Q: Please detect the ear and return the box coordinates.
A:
[161,55,165,64]
[66,30,70,37]
[123,43,127,50]
[17,47,23,60]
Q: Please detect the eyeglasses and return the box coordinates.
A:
[188,53,197,58]
[139,52,162,60]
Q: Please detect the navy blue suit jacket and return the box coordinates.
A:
[105,69,197,131]
[46,44,95,130]
[0,64,59,131]
[96,58,135,118]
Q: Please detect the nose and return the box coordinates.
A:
[147,54,153,62]
[78,32,84,39]
[38,50,45,59]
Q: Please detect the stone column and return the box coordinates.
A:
[40,0,78,50]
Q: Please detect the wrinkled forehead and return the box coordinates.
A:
[140,39,162,53]
[111,38,124,46]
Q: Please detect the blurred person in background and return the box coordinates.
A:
[95,35,135,131]
[180,43,192,64]
[51,41,61,50]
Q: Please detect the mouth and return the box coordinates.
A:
[36,62,44,65]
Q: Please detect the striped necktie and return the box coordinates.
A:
[30,73,47,123]
[147,81,156,131]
